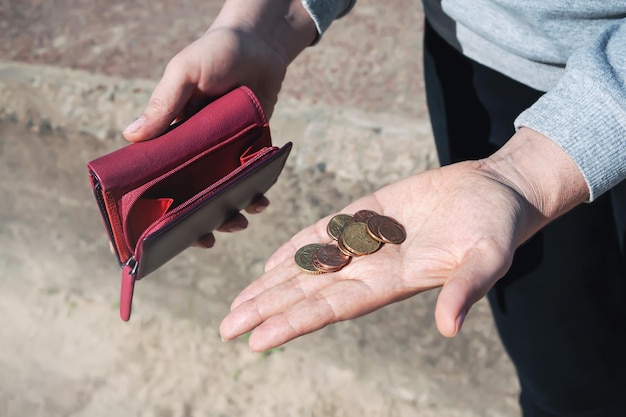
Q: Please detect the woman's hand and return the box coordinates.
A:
[219,128,589,351]
[122,0,316,142]
[121,0,317,242]
[121,27,289,143]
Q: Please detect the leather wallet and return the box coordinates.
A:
[87,86,292,321]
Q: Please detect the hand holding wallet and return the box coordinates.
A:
[87,87,292,321]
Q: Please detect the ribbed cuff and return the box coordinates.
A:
[301,0,357,44]
[514,69,626,201]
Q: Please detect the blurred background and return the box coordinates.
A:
[0,1,521,416]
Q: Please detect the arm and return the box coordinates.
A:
[481,127,589,241]
[515,20,626,201]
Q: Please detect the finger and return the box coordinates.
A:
[220,267,341,342]
[192,233,216,249]
[245,273,405,352]
[215,212,249,233]
[123,55,196,142]
[222,253,415,350]
[434,242,512,337]
[243,195,270,214]
[229,256,305,311]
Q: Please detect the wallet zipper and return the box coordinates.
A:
[91,171,139,321]
[120,257,138,321]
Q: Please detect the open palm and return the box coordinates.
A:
[220,160,534,351]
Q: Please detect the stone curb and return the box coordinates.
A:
[0,60,438,182]
[0,61,154,140]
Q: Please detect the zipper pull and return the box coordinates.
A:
[120,258,138,321]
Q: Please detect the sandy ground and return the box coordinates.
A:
[0,1,521,416]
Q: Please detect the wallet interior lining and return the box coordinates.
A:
[123,137,274,249]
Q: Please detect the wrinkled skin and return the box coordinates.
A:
[219,159,536,351]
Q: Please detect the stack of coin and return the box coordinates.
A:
[295,210,407,274]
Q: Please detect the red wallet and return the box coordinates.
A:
[87,86,292,321]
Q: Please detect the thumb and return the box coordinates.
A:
[123,60,195,142]
[434,244,512,337]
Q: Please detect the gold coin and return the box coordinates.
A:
[295,243,325,274]
[341,222,381,256]
[326,214,354,241]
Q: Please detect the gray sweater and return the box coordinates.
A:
[303,0,626,203]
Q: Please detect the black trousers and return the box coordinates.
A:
[423,21,626,417]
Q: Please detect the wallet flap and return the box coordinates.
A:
[87,86,269,196]
[134,142,292,279]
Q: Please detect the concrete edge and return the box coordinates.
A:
[0,61,155,140]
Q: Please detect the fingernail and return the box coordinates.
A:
[228,225,245,233]
[454,310,467,336]
[123,116,145,134]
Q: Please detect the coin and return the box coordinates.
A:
[341,221,381,256]
[377,220,406,244]
[326,214,354,241]
[365,215,388,242]
[296,211,406,275]
[312,244,351,272]
[295,243,325,274]
[366,215,406,244]
[353,209,379,223]
[336,234,354,257]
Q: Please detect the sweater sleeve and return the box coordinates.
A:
[301,0,356,41]
[514,19,626,202]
